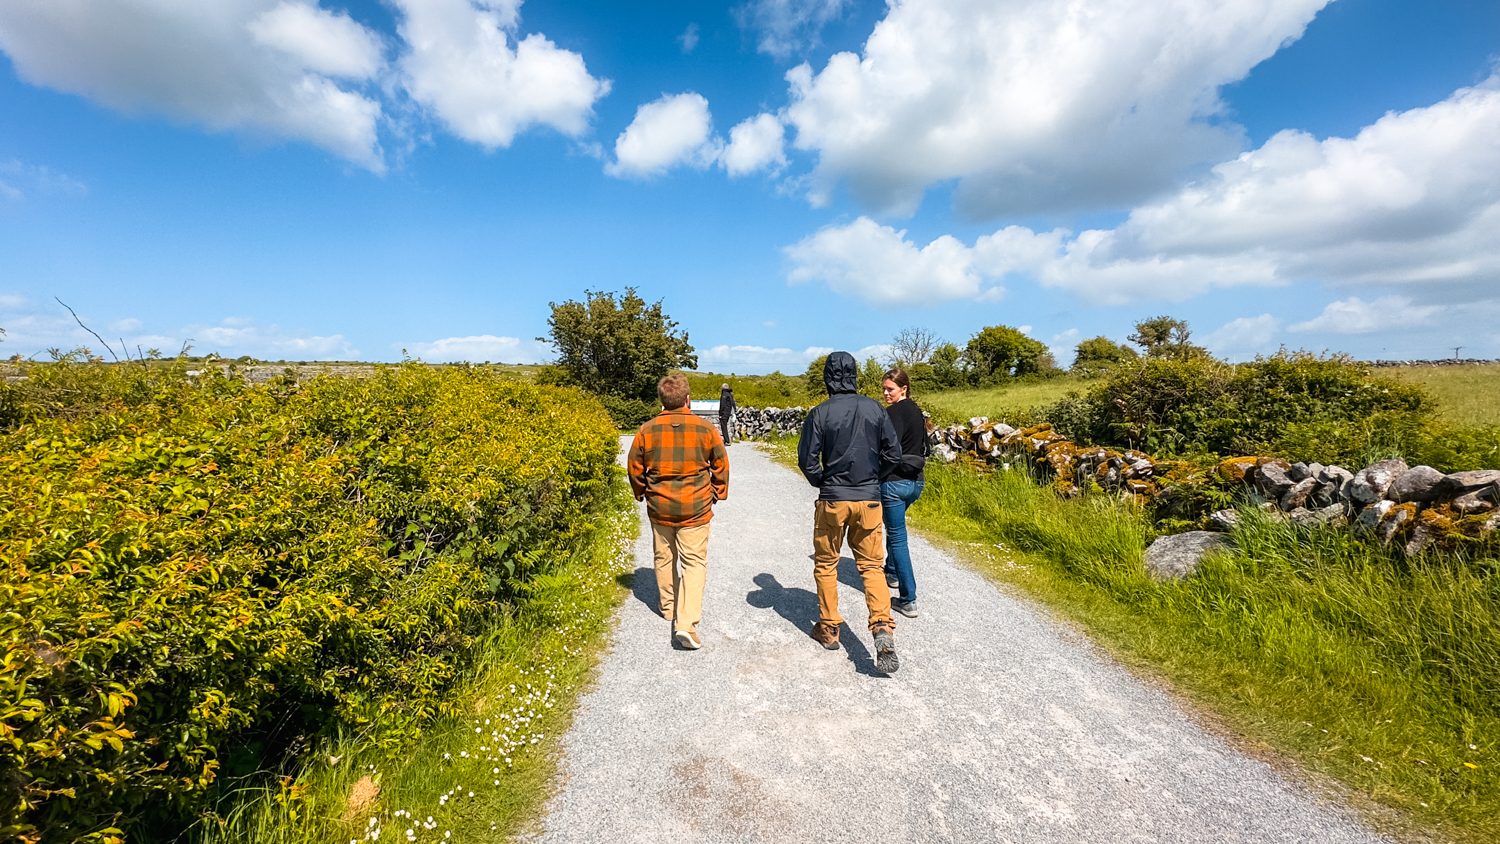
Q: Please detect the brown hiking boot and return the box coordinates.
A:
[811,622,841,650]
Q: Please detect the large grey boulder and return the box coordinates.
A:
[1144,531,1234,580]
[1453,487,1497,514]
[1388,465,1445,503]
[1256,462,1295,497]
[1348,458,1409,505]
[1319,465,1354,487]
[1279,477,1317,510]
[1436,469,1500,499]
[1355,500,1394,534]
[1208,509,1240,532]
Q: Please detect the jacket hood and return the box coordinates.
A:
[823,351,859,395]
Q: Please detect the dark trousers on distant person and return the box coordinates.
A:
[719,416,732,444]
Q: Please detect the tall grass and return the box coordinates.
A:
[193,480,638,844]
[912,461,1500,842]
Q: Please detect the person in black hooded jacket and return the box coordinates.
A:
[797,351,903,673]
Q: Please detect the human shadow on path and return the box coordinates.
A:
[745,572,882,677]
[619,567,665,618]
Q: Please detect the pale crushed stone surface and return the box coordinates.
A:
[525,438,1392,843]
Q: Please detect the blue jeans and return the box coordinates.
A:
[880,478,924,603]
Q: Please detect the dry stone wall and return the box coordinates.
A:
[733,406,808,439]
[933,417,1500,555]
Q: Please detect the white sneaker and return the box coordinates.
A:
[674,630,703,650]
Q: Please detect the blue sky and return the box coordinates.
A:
[1,0,1497,372]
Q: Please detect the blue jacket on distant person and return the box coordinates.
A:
[798,351,901,502]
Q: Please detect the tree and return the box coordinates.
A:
[1128,316,1208,359]
[963,325,1049,382]
[858,356,885,398]
[889,327,941,366]
[928,342,968,388]
[803,354,830,398]
[1072,336,1139,374]
[541,289,696,423]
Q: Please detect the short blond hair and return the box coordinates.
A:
[657,374,690,409]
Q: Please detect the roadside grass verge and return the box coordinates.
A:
[195,478,638,844]
[921,376,1098,425]
[1382,364,1500,428]
[911,461,1499,843]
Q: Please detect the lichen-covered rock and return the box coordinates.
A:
[1288,462,1312,482]
[933,443,957,463]
[1310,480,1341,508]
[1356,500,1394,534]
[1375,502,1417,544]
[1291,503,1347,527]
[1280,477,1317,510]
[992,423,1017,438]
[1388,465,1444,503]
[969,416,989,430]
[1348,458,1409,505]
[1319,465,1354,486]
[1452,488,1497,514]
[1217,456,1259,484]
[1144,531,1234,580]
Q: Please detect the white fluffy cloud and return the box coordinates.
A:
[782,0,1329,216]
[1287,297,1441,335]
[398,334,544,362]
[699,344,833,369]
[395,0,609,149]
[606,92,721,178]
[190,316,357,358]
[722,113,787,177]
[817,74,1500,307]
[0,0,387,170]
[785,216,1063,307]
[733,0,850,59]
[1203,314,1281,360]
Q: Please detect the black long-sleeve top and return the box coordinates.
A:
[885,397,927,482]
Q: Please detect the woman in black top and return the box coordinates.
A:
[879,368,926,617]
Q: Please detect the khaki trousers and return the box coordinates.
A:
[651,521,711,635]
[812,500,893,632]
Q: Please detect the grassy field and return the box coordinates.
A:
[197,482,637,844]
[1381,364,1500,428]
[918,375,1099,425]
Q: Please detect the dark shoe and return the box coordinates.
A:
[872,624,899,673]
[885,571,899,589]
[674,629,702,650]
[891,599,919,618]
[811,622,841,650]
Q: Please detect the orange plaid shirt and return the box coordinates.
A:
[627,407,729,527]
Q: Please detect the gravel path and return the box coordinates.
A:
[527,439,1391,843]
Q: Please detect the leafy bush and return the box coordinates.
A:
[0,362,618,842]
[1041,352,1437,460]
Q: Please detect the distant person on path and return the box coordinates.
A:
[797,351,903,673]
[880,368,928,618]
[718,383,736,444]
[627,374,730,651]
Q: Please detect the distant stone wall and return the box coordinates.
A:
[1363,358,1500,368]
[733,406,808,439]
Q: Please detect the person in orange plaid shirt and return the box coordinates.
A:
[627,374,730,650]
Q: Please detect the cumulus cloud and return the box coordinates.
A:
[1047,329,1080,366]
[0,0,388,170]
[832,74,1500,307]
[395,0,609,149]
[785,216,1063,308]
[190,316,357,358]
[781,0,1329,216]
[606,92,721,178]
[733,0,849,59]
[1287,297,1441,335]
[398,334,544,362]
[1204,314,1281,360]
[721,113,787,177]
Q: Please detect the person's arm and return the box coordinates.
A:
[708,428,729,501]
[798,409,824,487]
[627,431,649,501]
[877,411,902,479]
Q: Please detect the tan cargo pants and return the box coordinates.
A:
[812,500,893,632]
[651,521,710,635]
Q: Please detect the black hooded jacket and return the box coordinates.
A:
[798,352,901,501]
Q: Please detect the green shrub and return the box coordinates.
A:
[1042,352,1436,459]
[0,362,618,842]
